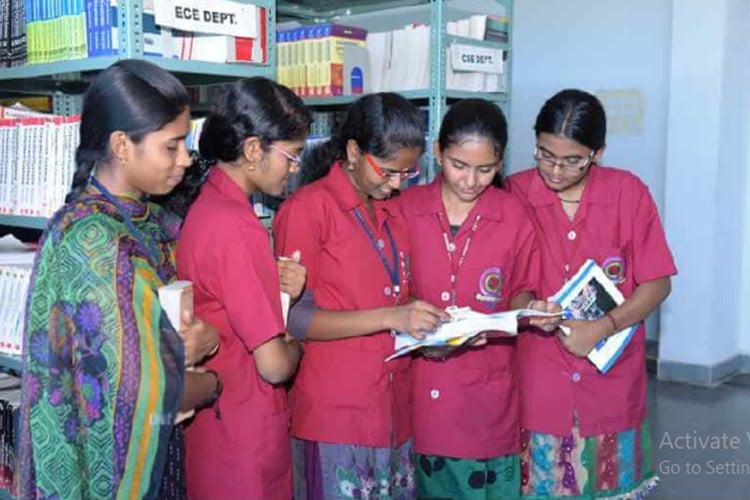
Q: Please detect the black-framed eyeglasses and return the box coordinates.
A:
[270,144,302,166]
[534,146,594,172]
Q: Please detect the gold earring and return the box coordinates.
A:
[245,158,257,172]
[347,161,356,171]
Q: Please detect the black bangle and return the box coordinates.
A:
[202,369,223,409]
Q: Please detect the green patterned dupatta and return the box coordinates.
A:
[18,194,185,499]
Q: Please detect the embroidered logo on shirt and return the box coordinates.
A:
[602,256,626,284]
[476,267,503,307]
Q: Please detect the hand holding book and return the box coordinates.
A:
[387,306,564,361]
[278,250,306,303]
[556,317,615,358]
[180,308,220,366]
[550,259,637,373]
[525,299,564,332]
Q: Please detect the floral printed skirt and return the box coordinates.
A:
[520,420,658,499]
[291,437,415,499]
[416,453,520,499]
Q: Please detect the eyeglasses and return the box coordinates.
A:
[364,153,420,181]
[270,144,302,166]
[534,146,594,172]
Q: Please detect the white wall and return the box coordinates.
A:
[659,0,750,367]
[724,0,750,357]
[509,0,672,210]
[510,0,673,341]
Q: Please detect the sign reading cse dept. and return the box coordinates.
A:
[450,44,504,74]
[155,0,258,38]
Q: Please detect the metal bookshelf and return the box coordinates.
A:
[0,0,278,230]
[0,215,47,230]
[291,0,512,178]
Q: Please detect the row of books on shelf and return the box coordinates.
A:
[277,14,508,99]
[444,14,508,93]
[0,106,79,218]
[0,267,26,356]
[277,23,368,97]
[156,4,268,65]
[0,236,34,359]
[0,375,20,495]
[0,0,25,67]
[1,0,268,66]
[0,391,19,495]
[0,265,30,357]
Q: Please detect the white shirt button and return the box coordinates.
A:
[440,291,451,302]
[446,242,456,252]
[430,389,440,399]
[567,230,577,241]
[565,264,570,272]
[384,286,392,296]
[377,239,385,249]
[571,372,582,383]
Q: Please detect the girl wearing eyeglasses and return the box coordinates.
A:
[505,89,676,498]
[166,78,311,499]
[273,93,449,500]
[394,98,557,499]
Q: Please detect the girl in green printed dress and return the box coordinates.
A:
[19,60,221,500]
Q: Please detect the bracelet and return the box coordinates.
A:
[603,312,618,334]
[201,369,223,414]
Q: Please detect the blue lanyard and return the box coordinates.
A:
[352,207,400,296]
[89,177,165,279]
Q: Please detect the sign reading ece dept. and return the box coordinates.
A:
[155,0,258,38]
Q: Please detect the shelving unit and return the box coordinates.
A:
[0,354,21,374]
[284,0,512,178]
[0,0,277,232]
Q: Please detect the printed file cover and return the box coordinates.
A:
[551,259,637,373]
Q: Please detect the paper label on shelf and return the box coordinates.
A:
[155,0,258,38]
[450,44,504,74]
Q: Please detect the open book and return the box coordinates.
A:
[386,306,562,361]
[552,259,636,373]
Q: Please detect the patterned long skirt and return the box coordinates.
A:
[416,453,520,499]
[292,437,415,499]
[520,420,658,499]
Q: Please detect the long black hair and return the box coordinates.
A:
[301,93,425,186]
[160,77,311,218]
[438,98,508,187]
[534,89,607,150]
[67,59,189,203]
